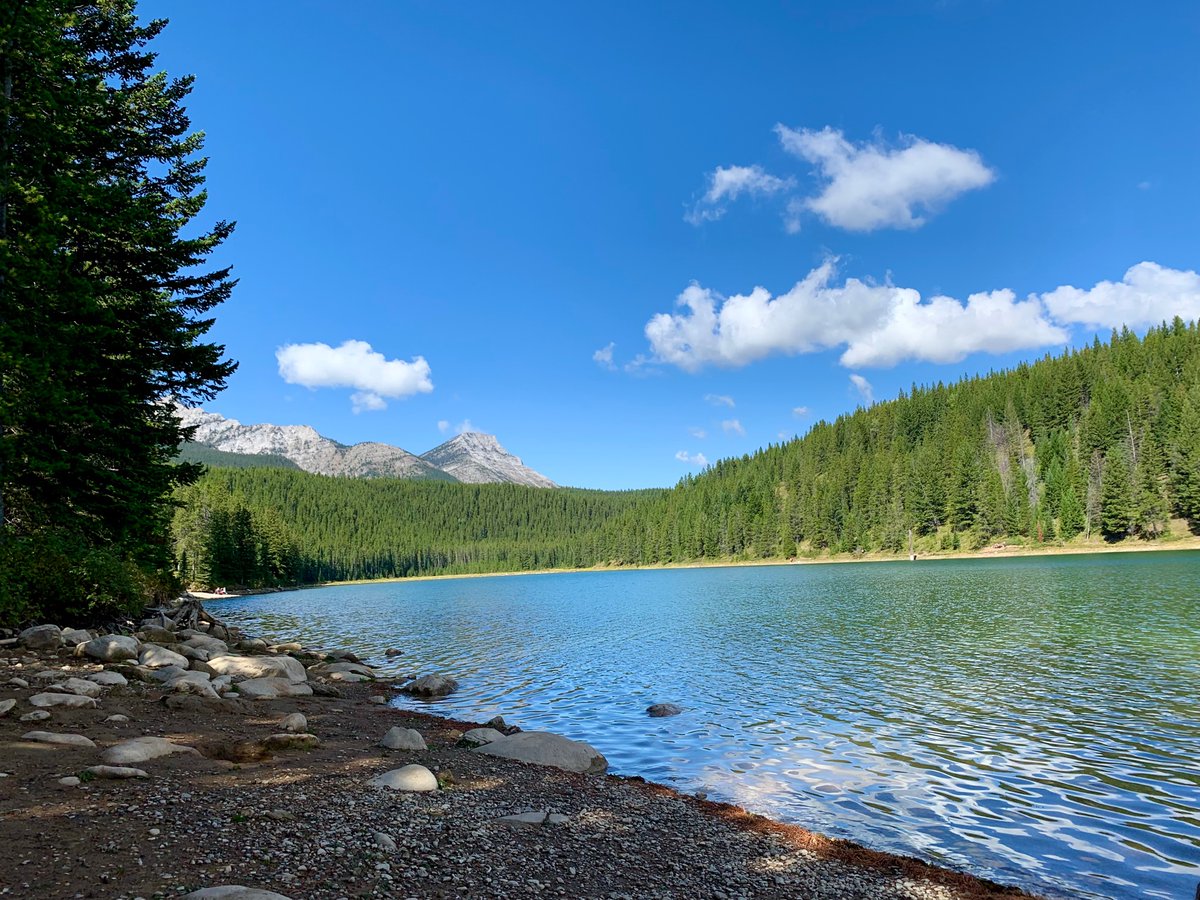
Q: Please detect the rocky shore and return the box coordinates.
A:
[0,597,1033,899]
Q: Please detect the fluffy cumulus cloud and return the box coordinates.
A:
[1041,262,1200,330]
[675,450,709,467]
[642,260,1200,373]
[277,340,433,412]
[775,126,995,231]
[686,165,794,225]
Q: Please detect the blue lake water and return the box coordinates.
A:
[214,552,1200,899]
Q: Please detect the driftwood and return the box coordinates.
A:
[144,595,230,639]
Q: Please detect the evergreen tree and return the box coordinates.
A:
[1,2,235,622]
[1099,451,1135,540]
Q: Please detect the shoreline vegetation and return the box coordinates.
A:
[0,596,1035,899]
[265,530,1200,591]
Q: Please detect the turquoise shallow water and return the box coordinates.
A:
[215,551,1200,899]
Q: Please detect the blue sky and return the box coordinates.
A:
[146,1,1200,489]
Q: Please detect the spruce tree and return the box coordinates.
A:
[1,2,234,620]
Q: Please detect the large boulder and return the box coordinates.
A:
[19,625,63,651]
[83,635,139,662]
[0,699,16,717]
[314,661,375,678]
[208,655,307,683]
[280,712,307,733]
[138,625,177,644]
[140,645,190,669]
[234,677,313,701]
[401,674,459,698]
[379,727,426,751]
[61,628,93,646]
[475,731,608,775]
[183,634,229,655]
[368,764,437,792]
[102,736,199,765]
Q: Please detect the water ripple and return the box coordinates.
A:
[216,552,1200,900]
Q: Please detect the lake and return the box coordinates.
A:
[214,551,1200,899]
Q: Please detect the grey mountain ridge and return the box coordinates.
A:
[175,406,556,487]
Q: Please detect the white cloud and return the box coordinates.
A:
[689,427,707,439]
[792,406,810,417]
[675,450,709,467]
[686,165,794,225]
[351,392,387,414]
[276,339,433,411]
[775,125,995,231]
[705,393,736,408]
[721,418,745,436]
[644,259,1071,371]
[437,419,451,434]
[1041,262,1200,331]
[593,342,616,370]
[849,374,874,403]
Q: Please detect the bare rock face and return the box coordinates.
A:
[420,432,557,487]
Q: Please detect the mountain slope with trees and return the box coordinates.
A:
[174,321,1200,588]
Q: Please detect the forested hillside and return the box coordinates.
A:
[171,473,662,585]
[173,322,1200,587]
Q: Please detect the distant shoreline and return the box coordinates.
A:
[197,531,1200,597]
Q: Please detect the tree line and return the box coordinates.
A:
[173,321,1200,588]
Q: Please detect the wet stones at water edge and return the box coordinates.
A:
[647,703,683,717]
[400,673,459,697]
[474,731,609,775]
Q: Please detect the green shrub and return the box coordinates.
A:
[0,529,160,628]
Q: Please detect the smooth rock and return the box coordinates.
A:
[647,703,683,718]
[104,714,130,724]
[183,634,229,654]
[19,625,63,651]
[327,671,370,682]
[384,648,403,657]
[212,675,233,693]
[0,698,15,717]
[183,887,293,899]
[373,832,397,851]
[234,677,313,700]
[29,692,97,709]
[59,776,81,786]
[401,674,459,698]
[138,625,177,644]
[486,715,509,732]
[368,764,438,792]
[61,628,92,646]
[83,635,139,662]
[208,655,307,683]
[280,712,307,732]
[140,645,190,669]
[319,661,375,677]
[101,736,199,765]
[20,710,50,722]
[147,665,190,684]
[49,677,103,698]
[21,731,97,748]
[459,727,506,747]
[262,733,319,751]
[84,765,148,779]
[493,810,571,828]
[7,677,30,688]
[167,675,220,699]
[368,694,387,705]
[475,731,608,775]
[87,671,128,687]
[379,726,427,751]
